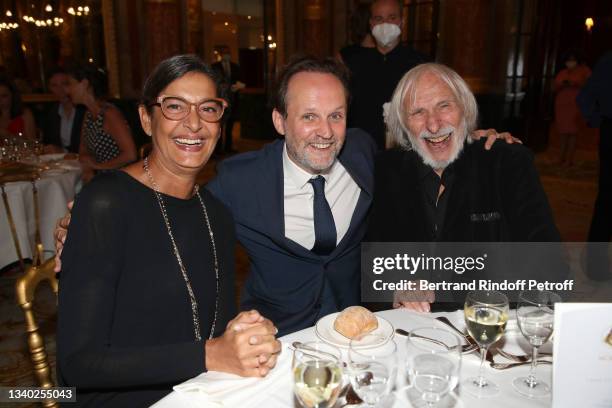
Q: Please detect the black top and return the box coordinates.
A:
[339,44,369,62]
[344,45,427,149]
[57,171,236,407]
[415,158,455,241]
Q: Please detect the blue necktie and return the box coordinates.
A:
[309,176,337,256]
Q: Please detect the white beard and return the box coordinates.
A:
[408,120,468,170]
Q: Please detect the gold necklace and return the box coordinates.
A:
[143,157,220,341]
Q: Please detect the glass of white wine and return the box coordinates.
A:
[463,290,509,398]
[406,327,462,408]
[513,290,560,398]
[348,334,397,407]
[292,341,344,408]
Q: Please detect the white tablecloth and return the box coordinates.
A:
[152,309,552,408]
[0,161,81,268]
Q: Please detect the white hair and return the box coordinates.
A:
[385,63,478,149]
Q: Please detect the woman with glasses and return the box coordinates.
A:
[67,64,137,182]
[57,55,281,407]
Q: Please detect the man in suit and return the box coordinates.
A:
[212,48,244,154]
[207,57,376,335]
[367,63,561,311]
[41,68,86,153]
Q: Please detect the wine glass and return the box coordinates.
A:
[348,334,397,407]
[292,341,344,408]
[462,290,509,398]
[513,290,561,398]
[405,327,462,408]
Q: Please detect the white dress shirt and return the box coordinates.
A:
[283,144,361,250]
[58,104,76,150]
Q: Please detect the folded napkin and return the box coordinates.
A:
[173,342,293,407]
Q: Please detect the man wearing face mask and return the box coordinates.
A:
[343,0,427,149]
[213,48,245,154]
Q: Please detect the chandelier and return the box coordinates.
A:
[21,4,64,28]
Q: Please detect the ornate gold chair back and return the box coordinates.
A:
[14,258,59,408]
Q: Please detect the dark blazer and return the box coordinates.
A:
[40,103,86,153]
[368,140,561,243]
[207,129,376,335]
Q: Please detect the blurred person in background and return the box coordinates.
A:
[212,47,244,154]
[41,67,86,153]
[554,50,591,167]
[0,77,37,140]
[338,3,376,63]
[67,64,136,181]
[343,0,427,149]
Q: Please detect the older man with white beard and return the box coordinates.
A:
[367,63,561,312]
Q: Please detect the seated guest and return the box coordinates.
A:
[40,68,86,153]
[0,77,37,140]
[57,55,281,407]
[67,64,136,181]
[367,63,561,311]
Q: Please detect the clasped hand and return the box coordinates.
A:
[206,310,282,377]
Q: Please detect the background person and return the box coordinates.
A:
[67,64,136,181]
[343,0,426,149]
[338,3,376,63]
[212,47,244,154]
[40,67,86,153]
[554,50,591,167]
[0,77,37,140]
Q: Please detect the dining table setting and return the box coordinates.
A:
[1,137,82,269]
[153,289,560,408]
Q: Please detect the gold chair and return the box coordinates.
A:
[15,257,59,408]
[1,165,43,270]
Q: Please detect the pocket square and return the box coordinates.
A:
[470,211,501,222]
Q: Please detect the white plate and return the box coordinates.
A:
[315,312,394,349]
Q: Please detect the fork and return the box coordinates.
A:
[486,350,552,369]
[496,348,553,362]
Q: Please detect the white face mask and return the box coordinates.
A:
[371,23,401,48]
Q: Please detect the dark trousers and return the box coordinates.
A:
[586,117,612,280]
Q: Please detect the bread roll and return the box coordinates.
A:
[333,306,378,339]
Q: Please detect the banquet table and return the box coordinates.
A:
[0,156,82,269]
[152,308,553,408]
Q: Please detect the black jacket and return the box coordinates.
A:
[368,140,560,242]
[41,103,86,153]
